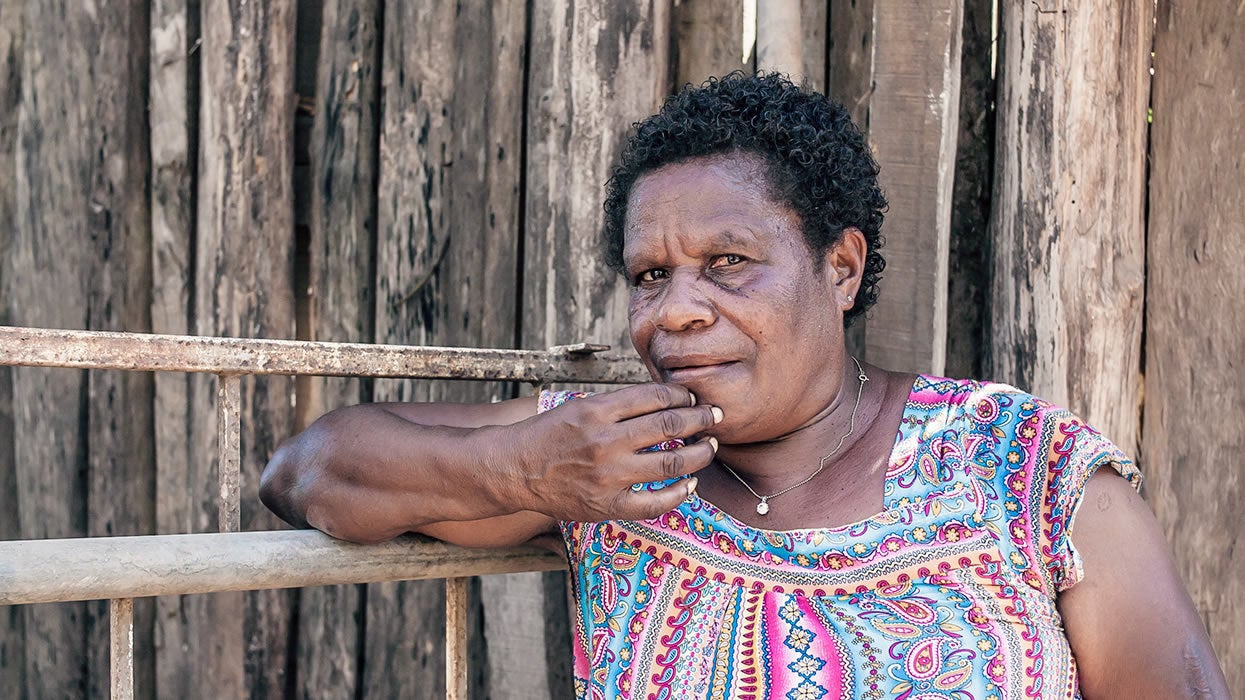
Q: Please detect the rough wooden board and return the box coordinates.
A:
[147,3,220,698]
[756,0,803,81]
[754,0,827,90]
[0,0,24,692]
[675,0,745,87]
[369,1,525,696]
[1145,3,1245,691]
[197,2,298,697]
[988,0,1149,453]
[9,0,105,694]
[859,0,961,376]
[523,0,671,357]
[521,3,672,692]
[944,0,994,380]
[299,0,380,696]
[800,0,827,91]
[827,0,874,360]
[81,2,155,698]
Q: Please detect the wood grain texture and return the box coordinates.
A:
[944,0,994,380]
[521,5,671,693]
[10,0,128,694]
[80,2,155,698]
[988,0,1150,453]
[196,2,298,698]
[299,1,380,696]
[1144,2,1245,691]
[756,0,803,81]
[370,1,525,696]
[148,1,205,697]
[827,0,874,360]
[523,0,671,356]
[675,0,745,87]
[799,0,827,91]
[861,0,961,376]
[0,0,23,692]
[755,0,827,90]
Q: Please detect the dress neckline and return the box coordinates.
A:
[680,373,927,538]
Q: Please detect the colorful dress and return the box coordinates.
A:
[539,375,1139,700]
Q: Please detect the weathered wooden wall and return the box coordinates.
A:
[988,0,1151,456]
[0,1,23,693]
[1145,1,1245,691]
[1,1,1243,697]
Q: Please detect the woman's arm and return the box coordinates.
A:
[1058,470,1229,699]
[259,384,721,547]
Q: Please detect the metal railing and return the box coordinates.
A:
[0,325,648,699]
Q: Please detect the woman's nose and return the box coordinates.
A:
[655,275,716,332]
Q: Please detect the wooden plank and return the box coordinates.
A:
[1145,3,1245,692]
[521,3,672,696]
[148,1,220,698]
[80,3,156,699]
[9,0,116,694]
[674,0,744,87]
[858,0,961,376]
[944,0,993,380]
[799,0,827,91]
[756,0,803,79]
[0,0,24,692]
[756,1,825,90]
[827,0,874,360]
[196,2,298,697]
[988,0,1150,453]
[370,1,525,696]
[299,0,380,696]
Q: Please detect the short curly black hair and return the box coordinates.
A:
[603,72,887,326]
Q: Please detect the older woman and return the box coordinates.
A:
[262,74,1226,699]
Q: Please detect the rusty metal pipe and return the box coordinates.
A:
[0,531,565,605]
[0,326,649,384]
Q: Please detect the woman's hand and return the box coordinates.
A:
[261,383,721,547]
[500,383,722,522]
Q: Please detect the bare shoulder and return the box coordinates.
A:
[1059,470,1228,698]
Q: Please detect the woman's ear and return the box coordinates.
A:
[822,228,867,311]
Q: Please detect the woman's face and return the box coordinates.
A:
[623,154,861,443]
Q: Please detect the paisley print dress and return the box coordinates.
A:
[539,375,1139,700]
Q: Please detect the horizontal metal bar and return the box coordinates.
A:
[0,531,565,605]
[0,326,649,384]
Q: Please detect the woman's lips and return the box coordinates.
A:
[662,361,740,382]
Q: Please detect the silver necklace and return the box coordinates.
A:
[718,356,869,516]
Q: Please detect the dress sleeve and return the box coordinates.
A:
[537,389,593,413]
[1028,401,1141,593]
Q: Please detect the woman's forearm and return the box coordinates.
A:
[260,403,528,543]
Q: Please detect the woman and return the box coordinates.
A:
[262,74,1227,699]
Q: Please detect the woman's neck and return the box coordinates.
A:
[711,365,901,496]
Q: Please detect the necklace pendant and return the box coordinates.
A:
[756,498,770,516]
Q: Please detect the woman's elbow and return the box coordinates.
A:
[260,413,347,530]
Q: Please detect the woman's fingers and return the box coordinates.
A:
[628,437,718,483]
[593,383,697,423]
[617,404,722,448]
[613,476,701,522]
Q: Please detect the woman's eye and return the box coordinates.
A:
[636,269,668,284]
[711,254,745,268]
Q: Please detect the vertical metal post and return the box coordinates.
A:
[110,598,134,700]
[217,373,242,532]
[445,577,469,700]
